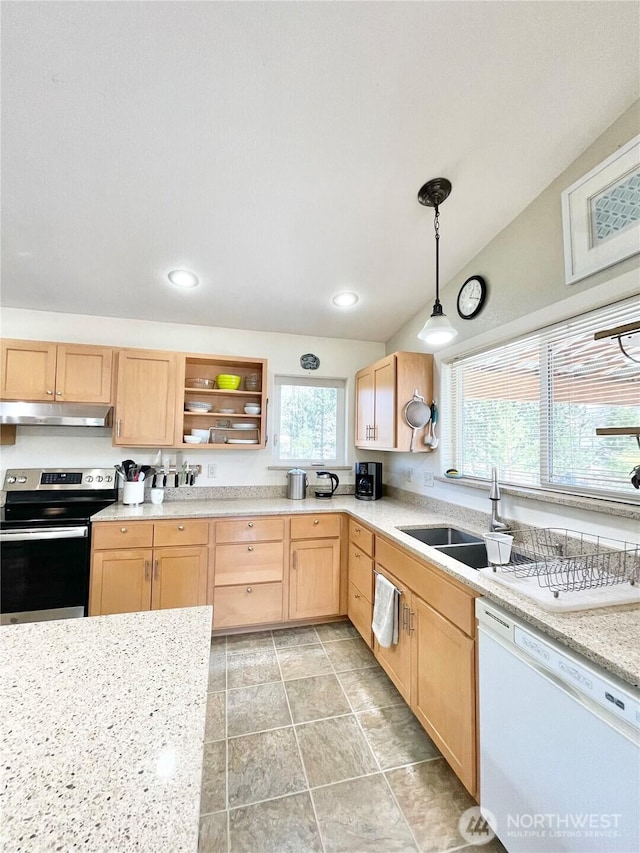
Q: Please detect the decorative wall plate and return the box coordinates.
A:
[300,353,320,370]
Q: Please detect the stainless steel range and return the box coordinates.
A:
[0,468,118,625]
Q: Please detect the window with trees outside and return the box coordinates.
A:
[273,376,346,466]
[445,298,639,500]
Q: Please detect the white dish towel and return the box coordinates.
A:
[372,573,399,648]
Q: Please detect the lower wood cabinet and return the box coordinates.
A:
[289,537,341,620]
[90,520,209,616]
[347,529,374,648]
[372,535,479,798]
[213,582,283,629]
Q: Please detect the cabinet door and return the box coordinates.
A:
[55,344,113,403]
[372,567,412,702]
[289,538,341,619]
[89,549,153,615]
[0,340,57,401]
[355,367,374,445]
[411,595,477,796]
[114,349,178,446]
[371,354,396,448]
[151,546,208,611]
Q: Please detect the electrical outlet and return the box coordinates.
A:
[207,464,217,478]
[423,471,434,488]
[407,467,414,483]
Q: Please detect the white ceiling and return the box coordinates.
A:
[1,2,638,343]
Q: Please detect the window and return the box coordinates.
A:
[446,298,639,499]
[272,376,346,466]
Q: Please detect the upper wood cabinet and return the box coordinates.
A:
[355,351,433,451]
[113,349,178,446]
[0,339,113,403]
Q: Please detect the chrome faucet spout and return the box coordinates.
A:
[489,467,510,532]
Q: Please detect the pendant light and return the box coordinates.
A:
[416,177,458,348]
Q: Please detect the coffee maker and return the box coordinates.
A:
[355,462,382,501]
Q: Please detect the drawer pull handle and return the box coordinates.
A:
[120,527,128,534]
[313,519,319,525]
[354,593,361,599]
[246,587,253,593]
[292,552,297,570]
[153,559,159,581]
[248,522,254,528]
[355,552,360,559]
[178,525,185,531]
[355,527,361,533]
[248,546,254,552]
[46,389,53,396]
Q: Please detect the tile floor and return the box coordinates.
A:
[199,620,507,853]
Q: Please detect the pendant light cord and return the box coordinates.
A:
[432,204,443,314]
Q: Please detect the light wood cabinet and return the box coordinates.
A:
[355,351,433,451]
[372,534,479,797]
[289,514,343,621]
[179,354,268,450]
[1,339,113,403]
[113,349,178,446]
[347,519,375,648]
[213,516,285,629]
[289,538,341,620]
[90,520,209,616]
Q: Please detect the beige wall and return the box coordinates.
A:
[384,100,640,542]
[0,308,385,486]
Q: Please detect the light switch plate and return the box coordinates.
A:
[207,464,217,478]
[423,471,434,488]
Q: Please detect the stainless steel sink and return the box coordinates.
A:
[432,542,488,569]
[398,526,482,546]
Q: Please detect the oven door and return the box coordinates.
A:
[0,525,90,624]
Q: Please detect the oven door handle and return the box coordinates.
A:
[0,526,89,542]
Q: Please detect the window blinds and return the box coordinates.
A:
[446,298,639,499]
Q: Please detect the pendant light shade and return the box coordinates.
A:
[416,177,458,349]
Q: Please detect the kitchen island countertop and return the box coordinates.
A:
[95,496,640,687]
[0,606,212,852]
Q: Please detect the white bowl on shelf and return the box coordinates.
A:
[191,428,210,441]
[185,400,212,413]
[232,422,257,430]
[244,405,261,415]
[217,408,235,414]
[184,435,202,444]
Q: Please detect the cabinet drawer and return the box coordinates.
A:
[215,542,284,586]
[348,542,373,601]
[215,517,284,543]
[153,519,209,547]
[92,522,154,550]
[348,581,373,648]
[349,519,373,556]
[213,582,283,628]
[376,536,476,636]
[290,514,341,540]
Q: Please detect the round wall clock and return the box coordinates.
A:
[300,353,320,370]
[457,275,487,319]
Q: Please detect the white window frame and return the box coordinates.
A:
[443,298,639,502]
[271,375,347,468]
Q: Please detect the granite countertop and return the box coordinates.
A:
[95,496,640,688]
[0,606,213,852]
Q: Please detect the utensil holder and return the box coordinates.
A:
[122,481,145,505]
[484,532,513,565]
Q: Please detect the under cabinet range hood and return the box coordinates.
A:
[0,402,113,427]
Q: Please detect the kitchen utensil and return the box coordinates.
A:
[484,532,513,565]
[150,488,164,505]
[121,459,136,480]
[428,401,439,450]
[314,470,339,498]
[403,391,431,452]
[122,480,145,505]
[216,374,241,390]
[287,468,308,500]
[244,404,261,414]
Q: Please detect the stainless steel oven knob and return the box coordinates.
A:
[85,476,94,482]
[6,476,16,484]
[105,475,113,482]
[96,476,104,482]
[17,476,27,483]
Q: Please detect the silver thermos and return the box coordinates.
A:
[286,468,308,500]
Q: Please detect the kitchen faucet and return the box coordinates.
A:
[489,467,510,532]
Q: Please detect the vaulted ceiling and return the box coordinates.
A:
[2,1,638,341]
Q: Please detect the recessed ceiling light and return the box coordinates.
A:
[168,269,199,288]
[332,292,359,307]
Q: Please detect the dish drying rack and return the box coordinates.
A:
[488,528,640,598]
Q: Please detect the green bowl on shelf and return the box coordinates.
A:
[216,374,241,390]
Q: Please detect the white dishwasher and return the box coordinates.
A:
[476,599,640,853]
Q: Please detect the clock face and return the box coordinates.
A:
[457,275,487,319]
